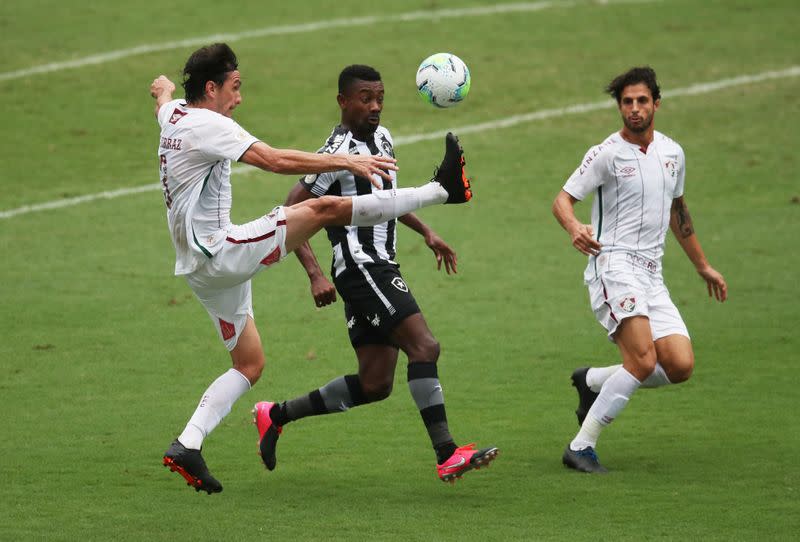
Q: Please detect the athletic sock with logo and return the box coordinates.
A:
[178,368,251,450]
[570,367,641,451]
[407,362,457,463]
[350,184,448,227]
[271,374,369,426]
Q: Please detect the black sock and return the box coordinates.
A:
[435,441,458,464]
[407,362,457,462]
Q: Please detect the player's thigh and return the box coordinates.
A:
[355,344,400,396]
[283,197,350,253]
[390,312,440,362]
[615,315,657,380]
[587,272,649,342]
[654,334,694,383]
[203,208,289,287]
[186,277,253,351]
[336,265,421,350]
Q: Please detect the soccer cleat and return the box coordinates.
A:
[433,132,472,204]
[162,439,223,494]
[253,401,282,471]
[437,443,499,483]
[572,367,599,426]
[562,445,608,474]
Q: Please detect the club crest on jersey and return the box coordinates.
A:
[379,135,395,158]
[619,297,636,312]
[391,277,408,292]
[617,166,637,178]
[664,160,677,178]
[169,108,187,124]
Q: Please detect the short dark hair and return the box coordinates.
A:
[182,43,239,104]
[338,65,381,94]
[605,66,661,104]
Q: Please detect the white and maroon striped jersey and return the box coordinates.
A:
[563,130,686,281]
[300,125,399,278]
[156,99,259,275]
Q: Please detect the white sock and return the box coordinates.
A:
[586,364,622,393]
[178,368,251,450]
[350,183,447,226]
[641,363,672,388]
[570,367,641,450]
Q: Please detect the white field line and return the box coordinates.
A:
[0,0,659,82]
[2,65,797,220]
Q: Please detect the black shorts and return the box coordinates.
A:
[333,264,421,348]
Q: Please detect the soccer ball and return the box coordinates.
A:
[415,53,471,108]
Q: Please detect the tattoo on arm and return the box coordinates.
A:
[672,197,695,238]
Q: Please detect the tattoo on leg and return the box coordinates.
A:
[672,197,694,238]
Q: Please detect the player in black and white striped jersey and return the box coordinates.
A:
[252,65,497,483]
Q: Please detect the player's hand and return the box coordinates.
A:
[347,155,398,188]
[569,224,601,256]
[310,274,337,307]
[425,232,457,274]
[150,75,176,99]
[697,265,727,302]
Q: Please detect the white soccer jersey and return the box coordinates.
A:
[300,125,398,278]
[563,130,686,282]
[156,99,259,275]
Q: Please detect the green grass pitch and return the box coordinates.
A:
[1,0,799,540]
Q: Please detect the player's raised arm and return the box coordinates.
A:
[240,142,396,187]
[669,196,728,302]
[552,189,601,256]
[150,75,176,118]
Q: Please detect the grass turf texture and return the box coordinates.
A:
[1,0,799,540]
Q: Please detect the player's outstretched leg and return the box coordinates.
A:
[571,367,599,426]
[433,132,472,204]
[162,439,223,494]
[253,401,282,470]
[562,445,608,474]
[437,444,500,483]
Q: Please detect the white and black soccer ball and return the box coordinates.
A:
[415,53,471,108]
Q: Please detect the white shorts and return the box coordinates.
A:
[186,207,288,351]
[587,270,689,342]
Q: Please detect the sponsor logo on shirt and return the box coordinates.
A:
[617,166,637,178]
[625,252,658,274]
[168,108,187,124]
[160,137,182,150]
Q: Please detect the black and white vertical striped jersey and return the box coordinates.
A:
[300,125,399,278]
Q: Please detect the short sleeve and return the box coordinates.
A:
[157,99,185,128]
[193,115,259,162]
[562,145,612,201]
[673,146,686,198]
[301,171,338,197]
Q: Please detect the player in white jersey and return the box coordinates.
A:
[552,67,728,473]
[152,44,474,493]
[250,65,497,483]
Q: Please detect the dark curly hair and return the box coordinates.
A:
[182,43,238,104]
[605,66,661,104]
[338,64,381,94]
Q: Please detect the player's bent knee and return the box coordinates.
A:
[233,354,265,385]
[666,358,694,383]
[310,196,348,224]
[407,338,440,364]
[362,378,393,402]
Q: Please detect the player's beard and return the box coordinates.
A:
[623,114,652,133]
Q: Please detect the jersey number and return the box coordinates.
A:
[159,154,173,209]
